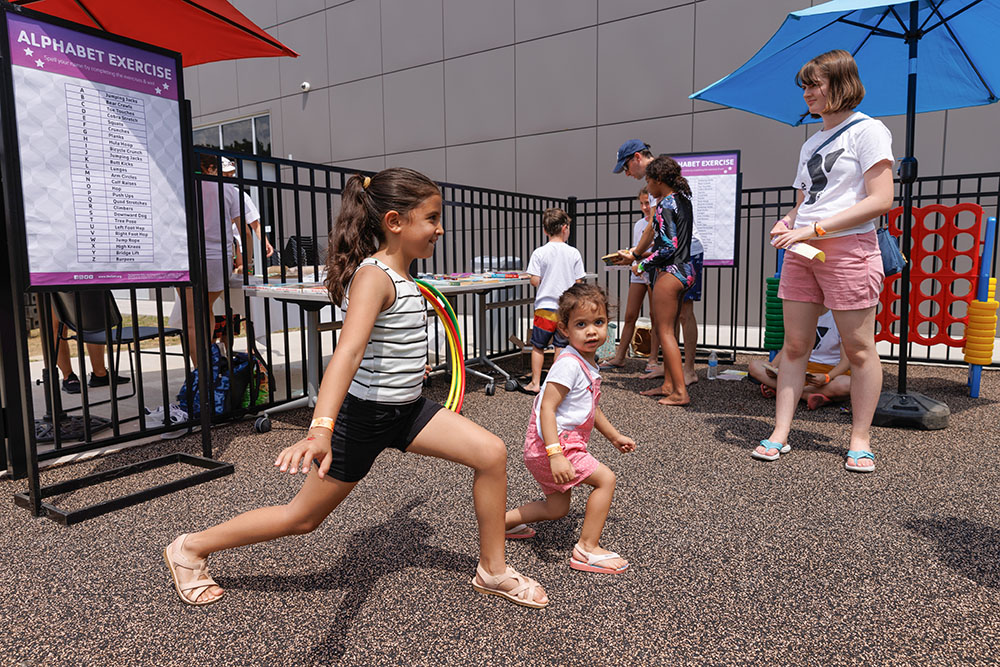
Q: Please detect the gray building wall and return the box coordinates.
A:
[186,0,999,198]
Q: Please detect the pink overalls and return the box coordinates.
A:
[523,354,602,495]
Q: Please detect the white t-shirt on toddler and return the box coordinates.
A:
[792,111,894,238]
[525,241,585,310]
[534,346,599,438]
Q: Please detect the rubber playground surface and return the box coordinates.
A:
[3,355,999,665]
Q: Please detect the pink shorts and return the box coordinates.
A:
[523,432,600,495]
[777,230,883,310]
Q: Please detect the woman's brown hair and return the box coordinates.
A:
[645,155,691,198]
[325,167,440,304]
[796,49,865,118]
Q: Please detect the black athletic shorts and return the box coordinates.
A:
[321,394,443,483]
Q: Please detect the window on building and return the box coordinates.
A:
[192,115,271,157]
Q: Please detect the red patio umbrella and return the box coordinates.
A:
[10,0,298,65]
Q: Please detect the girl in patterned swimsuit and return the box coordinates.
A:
[615,155,695,406]
[504,283,636,574]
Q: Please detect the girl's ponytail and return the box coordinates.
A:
[325,168,440,303]
[326,174,382,304]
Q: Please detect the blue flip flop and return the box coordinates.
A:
[844,449,875,473]
[751,439,790,462]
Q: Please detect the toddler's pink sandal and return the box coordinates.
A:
[505,523,536,539]
[569,544,629,574]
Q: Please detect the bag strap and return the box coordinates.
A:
[810,118,866,159]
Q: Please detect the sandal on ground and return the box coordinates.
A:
[751,438,790,462]
[760,384,776,399]
[807,394,832,410]
[569,544,629,574]
[471,565,548,609]
[598,361,625,371]
[844,449,875,473]
[505,523,536,539]
[164,534,224,606]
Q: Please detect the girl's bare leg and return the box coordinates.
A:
[576,464,626,570]
[757,300,824,457]
[831,307,880,469]
[505,491,571,527]
[640,285,663,379]
[650,275,689,405]
[607,283,647,366]
[408,409,548,604]
[177,469,360,602]
[680,300,699,385]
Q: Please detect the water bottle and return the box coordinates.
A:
[707,350,718,380]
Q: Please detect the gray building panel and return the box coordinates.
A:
[383,63,446,154]
[386,147,447,183]
[446,139,517,192]
[327,0,383,85]
[516,127,597,199]
[515,28,597,136]
[329,77,385,161]
[444,47,515,145]
[380,0,444,72]
[280,91,332,164]
[236,49,280,107]
[188,0,1000,203]
[277,16,329,98]
[443,0,514,59]
[514,0,597,42]
[597,7,695,124]
[196,59,239,116]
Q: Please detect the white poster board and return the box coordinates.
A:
[6,11,190,287]
[671,151,741,266]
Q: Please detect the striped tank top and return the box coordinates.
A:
[345,258,427,404]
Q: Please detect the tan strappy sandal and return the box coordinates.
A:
[163,534,224,606]
[471,565,548,609]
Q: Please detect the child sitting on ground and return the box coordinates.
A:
[505,283,636,574]
[521,208,586,394]
[748,309,852,412]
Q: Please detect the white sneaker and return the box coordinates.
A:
[155,404,199,440]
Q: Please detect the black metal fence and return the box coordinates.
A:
[5,154,999,485]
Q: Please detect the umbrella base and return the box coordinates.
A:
[873,391,950,430]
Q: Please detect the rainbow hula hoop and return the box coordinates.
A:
[417,280,466,412]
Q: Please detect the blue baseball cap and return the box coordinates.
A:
[612,140,649,173]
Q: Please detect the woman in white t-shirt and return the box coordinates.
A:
[600,186,660,372]
[755,50,894,473]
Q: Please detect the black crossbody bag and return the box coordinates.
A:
[808,118,905,276]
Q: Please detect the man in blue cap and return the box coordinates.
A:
[613,140,703,386]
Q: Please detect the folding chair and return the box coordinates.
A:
[51,290,184,403]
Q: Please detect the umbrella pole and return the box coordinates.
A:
[873,1,950,430]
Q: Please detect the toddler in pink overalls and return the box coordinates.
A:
[504,283,636,574]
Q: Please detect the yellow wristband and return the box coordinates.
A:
[545,443,563,457]
[310,417,335,432]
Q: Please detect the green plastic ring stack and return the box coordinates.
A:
[763,276,784,351]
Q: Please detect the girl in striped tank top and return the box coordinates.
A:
[165,168,548,610]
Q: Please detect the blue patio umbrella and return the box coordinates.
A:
[692,0,1000,427]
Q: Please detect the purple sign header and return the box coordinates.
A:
[674,152,739,177]
[7,14,178,100]
[32,271,190,286]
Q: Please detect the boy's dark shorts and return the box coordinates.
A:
[683,252,704,302]
[530,308,568,350]
[321,394,442,482]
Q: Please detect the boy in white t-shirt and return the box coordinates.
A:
[521,208,586,394]
[748,310,852,410]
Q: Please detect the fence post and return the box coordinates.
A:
[567,196,578,247]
